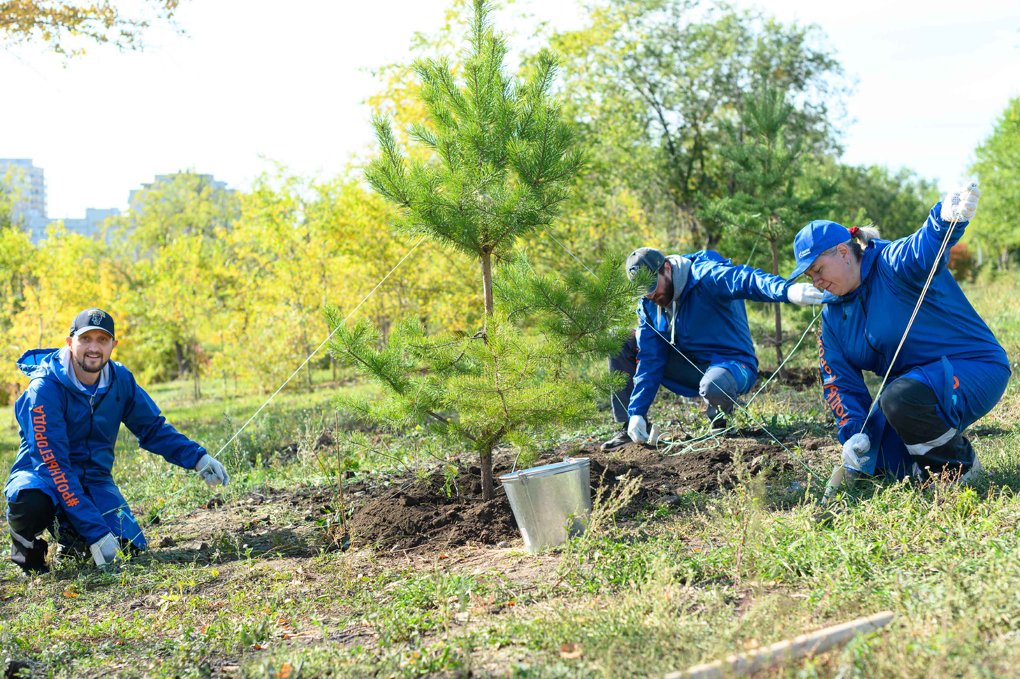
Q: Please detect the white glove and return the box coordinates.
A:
[627,415,649,443]
[787,283,826,306]
[196,453,229,487]
[90,532,120,567]
[940,180,980,222]
[841,433,871,472]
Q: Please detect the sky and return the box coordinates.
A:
[1,0,1017,219]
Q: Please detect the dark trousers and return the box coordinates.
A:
[879,377,976,477]
[7,488,58,574]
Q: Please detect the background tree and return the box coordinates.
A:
[330,0,633,501]
[829,163,937,240]
[2,225,116,388]
[971,97,1020,270]
[0,178,14,229]
[1,0,179,55]
[109,172,239,392]
[548,0,847,252]
[705,85,834,371]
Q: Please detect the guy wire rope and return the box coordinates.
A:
[126,236,427,526]
[858,215,962,433]
[660,307,822,459]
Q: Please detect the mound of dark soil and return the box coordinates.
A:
[347,490,517,552]
[345,433,794,551]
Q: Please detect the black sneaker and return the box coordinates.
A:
[10,538,50,576]
[601,429,631,451]
[15,563,49,578]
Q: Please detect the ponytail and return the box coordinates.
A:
[847,224,880,260]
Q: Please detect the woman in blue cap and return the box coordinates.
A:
[788,182,1010,490]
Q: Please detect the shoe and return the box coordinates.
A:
[55,541,90,561]
[601,428,630,451]
[10,537,50,576]
[959,456,984,486]
[704,402,729,431]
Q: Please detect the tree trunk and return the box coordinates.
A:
[480,447,494,501]
[479,251,495,500]
[304,332,312,391]
[480,250,494,318]
[175,341,187,380]
[770,239,785,375]
[192,363,201,400]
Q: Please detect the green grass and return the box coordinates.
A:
[1,278,1019,677]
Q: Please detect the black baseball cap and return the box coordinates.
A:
[625,247,667,293]
[69,308,115,339]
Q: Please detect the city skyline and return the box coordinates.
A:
[1,159,230,241]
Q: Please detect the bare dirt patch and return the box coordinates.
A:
[138,431,821,565]
[343,432,799,552]
[143,485,339,567]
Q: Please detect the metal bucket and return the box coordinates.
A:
[499,457,592,553]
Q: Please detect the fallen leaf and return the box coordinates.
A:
[560,642,582,659]
[62,589,79,599]
[276,662,293,679]
[252,643,268,651]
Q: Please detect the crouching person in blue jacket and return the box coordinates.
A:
[602,247,825,449]
[4,308,229,575]
[788,182,1010,493]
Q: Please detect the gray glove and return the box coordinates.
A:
[940,181,980,222]
[627,415,648,443]
[89,532,120,567]
[626,415,661,445]
[196,453,229,487]
[841,433,871,472]
[787,283,825,306]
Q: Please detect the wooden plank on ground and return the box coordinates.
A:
[665,611,894,679]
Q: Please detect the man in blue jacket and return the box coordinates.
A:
[4,308,229,575]
[603,247,824,448]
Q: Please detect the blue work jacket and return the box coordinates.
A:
[629,250,792,418]
[818,203,1010,460]
[4,348,206,545]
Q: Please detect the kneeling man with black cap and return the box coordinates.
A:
[601,248,826,450]
[4,308,229,574]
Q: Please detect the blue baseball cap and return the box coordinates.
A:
[788,220,851,280]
